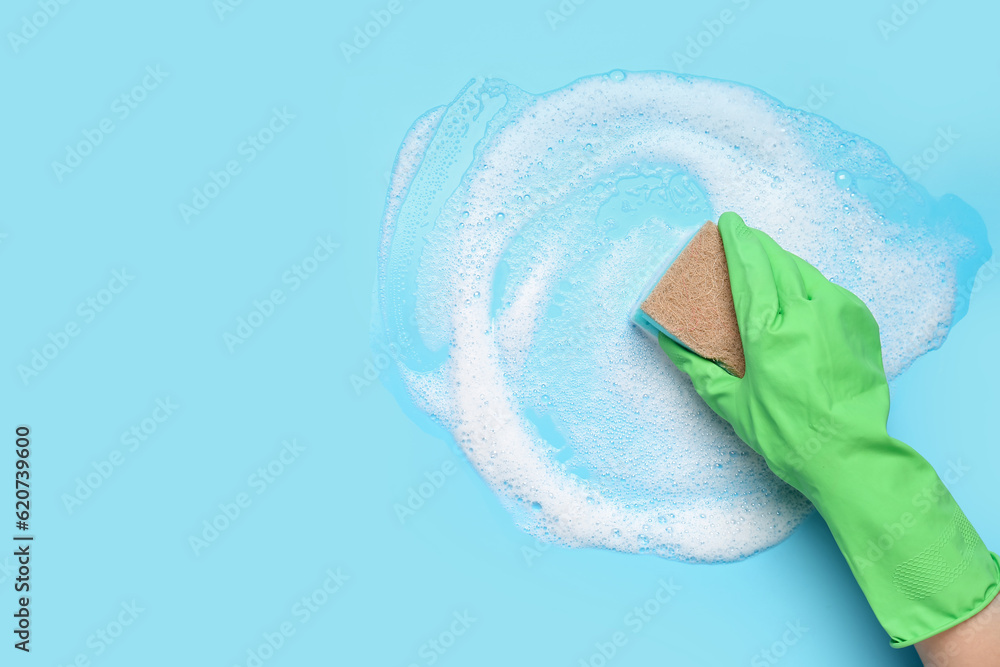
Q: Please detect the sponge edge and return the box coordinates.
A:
[633,221,746,378]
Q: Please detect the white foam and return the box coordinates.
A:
[375,72,985,562]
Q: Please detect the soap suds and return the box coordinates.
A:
[373,72,990,562]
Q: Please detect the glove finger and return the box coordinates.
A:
[752,229,807,304]
[788,253,831,299]
[658,332,739,414]
[717,212,779,341]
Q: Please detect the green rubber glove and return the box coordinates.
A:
[658,211,1000,647]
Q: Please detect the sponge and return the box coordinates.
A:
[632,221,746,378]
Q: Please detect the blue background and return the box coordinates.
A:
[3,0,998,665]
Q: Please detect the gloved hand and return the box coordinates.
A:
[659,211,1000,647]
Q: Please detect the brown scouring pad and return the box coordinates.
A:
[640,221,746,378]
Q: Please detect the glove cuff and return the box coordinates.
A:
[793,434,1000,647]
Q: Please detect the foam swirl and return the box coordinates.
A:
[374,72,989,562]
